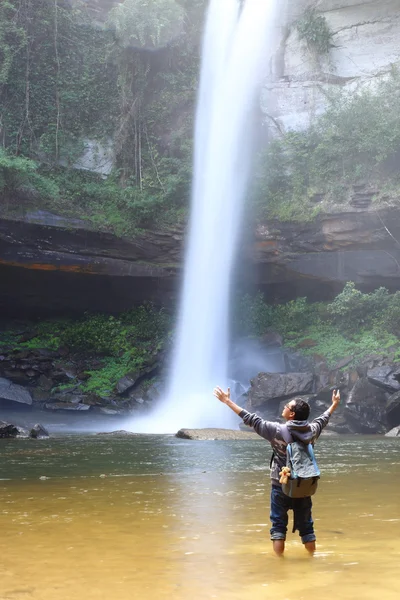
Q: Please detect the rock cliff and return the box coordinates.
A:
[264,0,400,131]
[0,211,182,315]
[2,1,400,314]
[2,201,400,314]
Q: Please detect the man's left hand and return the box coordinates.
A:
[213,386,231,404]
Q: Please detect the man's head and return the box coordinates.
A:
[282,397,310,421]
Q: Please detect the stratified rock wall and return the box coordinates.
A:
[264,0,400,131]
[2,1,400,313]
[0,212,182,315]
[2,202,400,314]
[252,206,400,300]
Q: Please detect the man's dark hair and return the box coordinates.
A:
[291,398,310,421]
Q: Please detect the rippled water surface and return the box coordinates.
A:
[1,434,399,600]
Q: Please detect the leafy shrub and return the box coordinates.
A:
[271,297,315,336]
[121,305,170,342]
[82,351,146,396]
[296,8,333,55]
[60,306,170,356]
[383,291,400,336]
[0,149,59,200]
[327,282,390,331]
[61,315,127,355]
[234,284,399,368]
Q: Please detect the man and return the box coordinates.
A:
[213,386,340,556]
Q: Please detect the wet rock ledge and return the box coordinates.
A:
[176,428,259,440]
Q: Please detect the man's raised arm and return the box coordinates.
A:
[213,386,277,441]
[311,389,341,439]
[213,386,243,415]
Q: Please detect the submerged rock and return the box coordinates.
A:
[176,428,259,440]
[0,420,29,438]
[96,430,145,436]
[385,426,400,437]
[30,423,50,439]
[0,421,20,438]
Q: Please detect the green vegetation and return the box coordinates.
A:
[255,72,400,223]
[0,149,59,200]
[2,1,399,234]
[0,306,171,396]
[2,284,400,395]
[0,0,205,234]
[295,8,333,55]
[234,283,400,368]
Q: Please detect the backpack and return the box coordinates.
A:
[280,425,321,499]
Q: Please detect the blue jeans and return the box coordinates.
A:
[270,484,316,544]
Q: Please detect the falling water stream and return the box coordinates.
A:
[129,0,278,433]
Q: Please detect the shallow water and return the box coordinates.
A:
[0,435,399,600]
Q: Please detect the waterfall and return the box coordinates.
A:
[128,0,277,433]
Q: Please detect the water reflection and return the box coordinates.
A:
[0,435,399,599]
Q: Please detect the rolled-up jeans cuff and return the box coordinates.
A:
[271,532,286,541]
[301,533,316,544]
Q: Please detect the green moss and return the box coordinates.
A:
[82,353,142,396]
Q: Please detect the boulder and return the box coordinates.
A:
[116,356,161,395]
[176,428,259,440]
[0,420,29,438]
[30,423,50,439]
[1,370,30,385]
[344,405,386,434]
[248,372,314,410]
[344,377,388,433]
[367,366,400,393]
[327,420,354,435]
[0,420,19,438]
[0,377,33,405]
[44,402,90,411]
[331,356,354,371]
[128,379,164,409]
[96,430,143,436]
[385,426,400,437]
[385,391,400,428]
[117,371,145,395]
[98,407,124,415]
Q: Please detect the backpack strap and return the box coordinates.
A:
[307,442,321,477]
[270,425,293,468]
[280,424,293,444]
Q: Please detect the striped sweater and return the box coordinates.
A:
[239,409,331,483]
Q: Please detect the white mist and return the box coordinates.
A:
[127,0,278,433]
